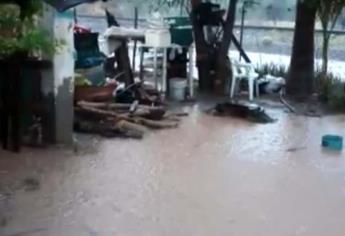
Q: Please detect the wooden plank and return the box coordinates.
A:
[115,40,134,85]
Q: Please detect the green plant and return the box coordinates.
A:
[315,69,345,111]
[0,2,62,58]
[317,0,345,77]
[255,63,288,78]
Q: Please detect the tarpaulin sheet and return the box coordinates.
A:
[43,0,102,12]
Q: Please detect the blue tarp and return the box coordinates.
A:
[43,0,103,12]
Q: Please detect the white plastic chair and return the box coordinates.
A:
[230,61,259,101]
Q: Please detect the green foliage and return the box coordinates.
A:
[0,30,62,57]
[19,0,44,19]
[316,0,345,74]
[0,1,61,58]
[255,63,288,78]
[315,70,345,111]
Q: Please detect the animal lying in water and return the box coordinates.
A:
[212,102,276,124]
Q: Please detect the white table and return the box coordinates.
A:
[139,44,194,100]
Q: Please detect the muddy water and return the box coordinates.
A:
[1,103,345,236]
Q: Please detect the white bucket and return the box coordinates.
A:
[169,78,187,101]
[145,29,171,47]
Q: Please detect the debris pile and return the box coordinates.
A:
[74,101,187,139]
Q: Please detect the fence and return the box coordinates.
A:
[77,15,345,62]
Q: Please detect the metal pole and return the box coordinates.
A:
[74,7,78,24]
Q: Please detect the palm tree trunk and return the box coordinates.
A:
[287,0,317,96]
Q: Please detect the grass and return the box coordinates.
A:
[315,70,345,111]
[255,63,288,78]
[256,63,345,112]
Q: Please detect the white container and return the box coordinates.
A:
[169,78,187,101]
[145,29,171,47]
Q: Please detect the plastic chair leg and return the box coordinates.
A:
[230,77,237,99]
[255,81,260,98]
[248,78,254,101]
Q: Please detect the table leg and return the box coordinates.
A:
[188,46,194,99]
[153,47,158,90]
[139,48,144,81]
[162,48,168,99]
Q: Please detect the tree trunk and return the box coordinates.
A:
[190,0,238,92]
[215,0,238,94]
[321,34,330,76]
[190,0,212,91]
[287,1,317,96]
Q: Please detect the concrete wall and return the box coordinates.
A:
[41,4,75,145]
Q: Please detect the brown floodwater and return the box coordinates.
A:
[0,101,345,236]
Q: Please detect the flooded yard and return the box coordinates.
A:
[1,100,345,236]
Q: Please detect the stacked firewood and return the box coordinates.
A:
[74,101,187,139]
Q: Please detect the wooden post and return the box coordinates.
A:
[132,7,138,70]
[139,47,145,81]
[116,40,134,85]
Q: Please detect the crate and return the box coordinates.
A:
[164,17,193,46]
[170,26,193,46]
[145,29,171,47]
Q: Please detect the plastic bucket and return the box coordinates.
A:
[322,135,343,151]
[169,78,187,101]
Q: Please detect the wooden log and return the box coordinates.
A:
[77,101,164,112]
[133,118,178,129]
[75,119,144,139]
[165,112,189,117]
[116,119,147,134]
[163,116,181,122]
[77,101,167,120]
[77,105,126,121]
[132,108,166,120]
[76,105,178,129]
[129,100,139,114]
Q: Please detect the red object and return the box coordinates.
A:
[74,25,92,34]
[74,84,117,102]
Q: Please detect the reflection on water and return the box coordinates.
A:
[0,103,345,236]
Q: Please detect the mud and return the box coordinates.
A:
[0,101,345,236]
